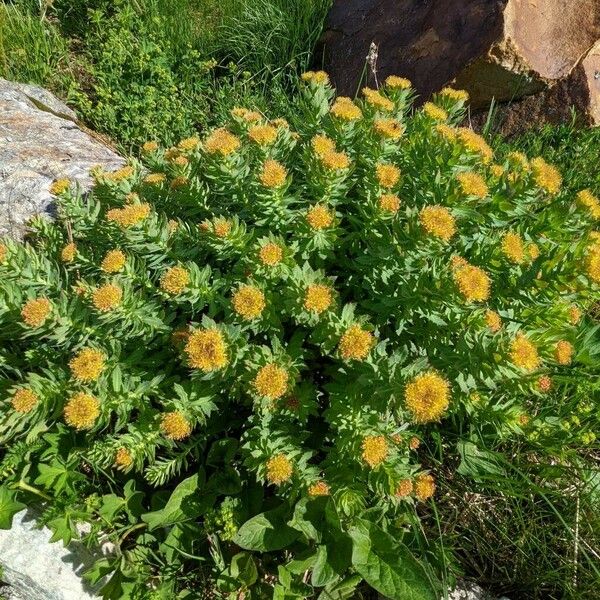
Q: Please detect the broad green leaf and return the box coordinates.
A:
[348,520,437,600]
[230,551,258,587]
[0,486,25,529]
[317,575,362,600]
[234,504,299,551]
[311,545,338,587]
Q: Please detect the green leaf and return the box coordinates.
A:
[348,520,437,600]
[311,545,338,587]
[0,486,25,529]
[317,575,362,600]
[230,551,258,587]
[233,503,299,551]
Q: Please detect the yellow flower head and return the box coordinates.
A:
[307,205,334,230]
[456,171,489,198]
[204,128,241,156]
[70,348,105,382]
[11,389,39,414]
[321,151,351,171]
[21,297,52,328]
[395,479,414,498]
[330,97,362,121]
[485,309,502,332]
[144,172,167,185]
[373,118,404,139]
[213,218,232,238]
[101,249,126,273]
[178,136,200,151]
[259,159,287,188]
[104,165,135,182]
[185,328,229,371]
[531,157,562,194]
[537,375,552,392]
[554,340,574,365]
[107,203,151,228]
[419,205,456,242]
[311,134,336,157]
[248,125,278,146]
[362,87,394,111]
[423,102,448,121]
[49,178,70,195]
[61,243,77,263]
[568,305,582,325]
[405,371,450,423]
[259,243,283,266]
[490,164,505,178]
[160,411,192,441]
[439,87,469,103]
[266,454,293,485]
[527,242,540,261]
[577,190,600,219]
[379,194,400,214]
[586,246,600,283]
[507,151,529,170]
[64,392,100,430]
[160,266,190,295]
[232,285,265,320]
[308,481,330,496]
[361,435,388,468]
[435,124,458,142]
[304,284,333,314]
[385,75,411,89]
[114,447,133,469]
[457,128,493,163]
[501,232,525,264]
[510,334,540,371]
[171,156,189,167]
[231,107,262,122]
[409,436,421,450]
[301,70,329,85]
[0,243,7,264]
[92,284,122,312]
[453,264,491,302]
[414,473,436,501]
[338,324,374,361]
[376,163,400,189]
[142,141,158,153]
[253,364,289,399]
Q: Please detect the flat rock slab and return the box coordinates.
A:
[0,78,124,238]
[0,510,100,600]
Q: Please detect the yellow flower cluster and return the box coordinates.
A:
[212,218,232,238]
[61,242,77,263]
[308,481,330,496]
[419,205,456,242]
[21,297,51,327]
[577,190,600,219]
[259,159,287,188]
[178,136,200,151]
[265,454,293,484]
[554,340,574,365]
[253,364,289,399]
[320,151,350,171]
[204,128,241,156]
[379,194,400,213]
[435,124,457,142]
[92,284,123,312]
[160,266,190,295]
[69,348,105,382]
[439,87,469,102]
[307,205,334,230]
[456,128,493,163]
[0,243,6,264]
[231,107,262,122]
[404,371,450,423]
[531,157,561,194]
[338,324,374,360]
[362,87,394,111]
[485,309,502,332]
[373,118,404,139]
[232,285,266,320]
[301,70,329,85]
[142,141,158,153]
[185,328,229,371]
[106,203,151,228]
[501,232,525,264]
[385,75,411,89]
[361,435,388,467]
[422,102,448,121]
[259,243,283,266]
[453,263,491,302]
[11,389,39,414]
[414,473,436,501]
[330,97,362,121]
[248,125,278,146]
[114,447,133,469]
[456,171,489,198]
[49,178,70,195]
[64,392,100,430]
[160,411,192,440]
[304,284,333,314]
[376,163,400,188]
[395,479,413,497]
[510,334,540,371]
[103,166,135,183]
[311,134,336,157]
[143,172,167,185]
[568,305,582,325]
[586,242,600,283]
[101,249,126,273]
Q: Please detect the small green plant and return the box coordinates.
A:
[0,74,599,599]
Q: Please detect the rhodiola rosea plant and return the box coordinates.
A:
[0,72,599,599]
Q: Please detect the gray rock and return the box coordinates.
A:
[0,78,124,238]
[0,509,101,600]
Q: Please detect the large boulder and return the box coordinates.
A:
[0,78,124,238]
[321,0,600,126]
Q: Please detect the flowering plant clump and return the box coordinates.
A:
[0,74,599,599]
